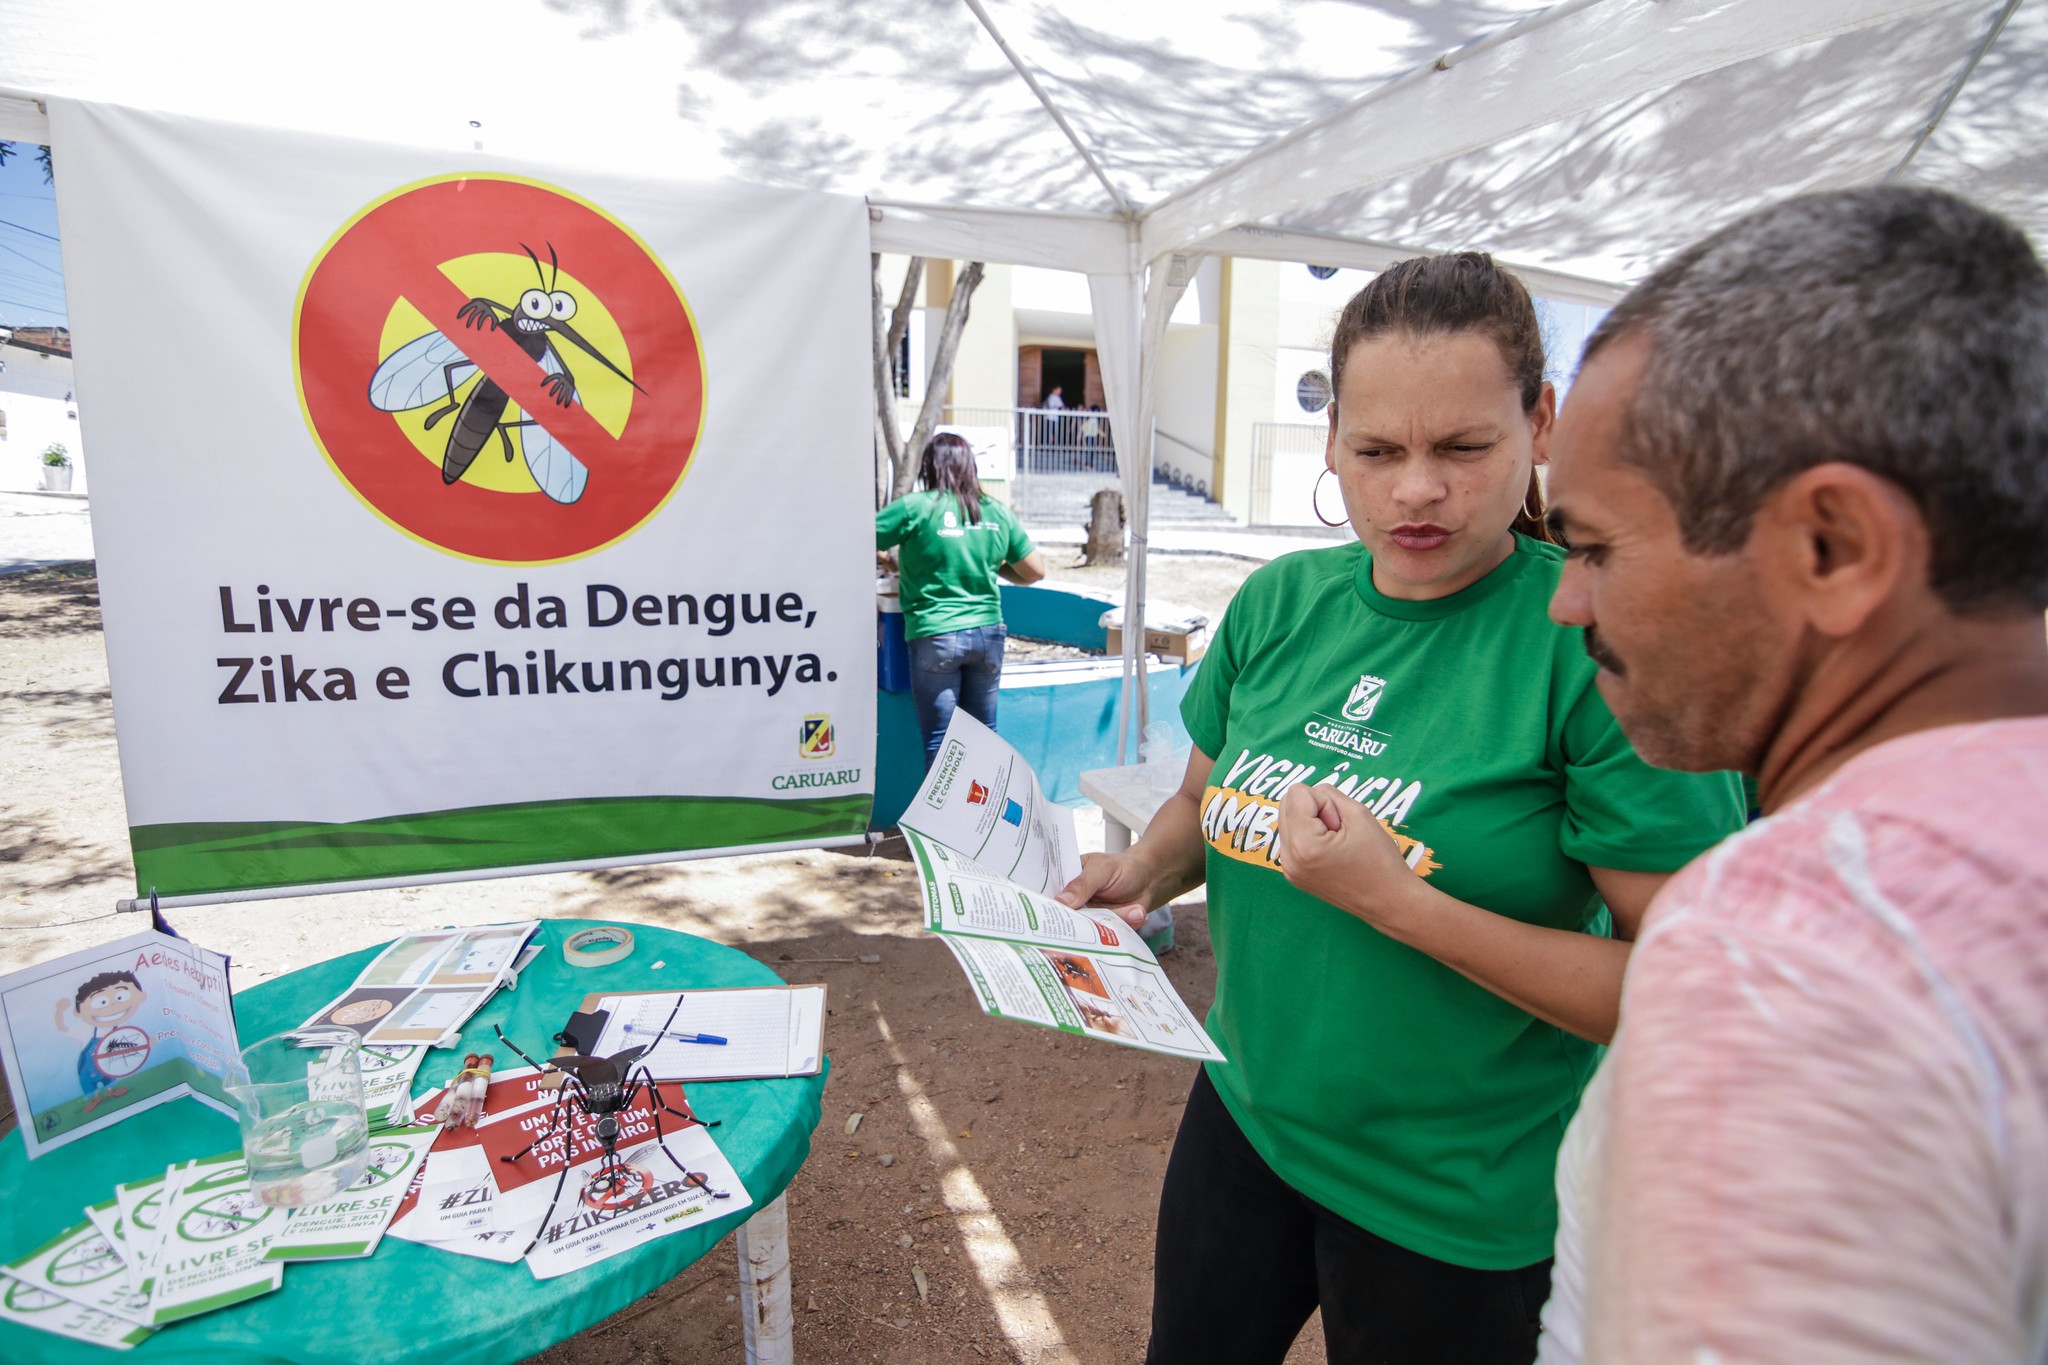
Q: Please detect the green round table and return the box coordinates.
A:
[0,918,826,1364]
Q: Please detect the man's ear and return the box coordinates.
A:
[1755,463,1927,638]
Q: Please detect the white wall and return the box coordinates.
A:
[1154,324,1218,487]
[1272,346,1331,423]
[1538,298,1609,398]
[0,346,86,493]
[949,262,1015,411]
[1277,263,1364,347]
[1010,266,1092,315]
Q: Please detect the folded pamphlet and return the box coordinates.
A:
[902,713,1225,1062]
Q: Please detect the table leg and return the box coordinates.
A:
[736,1192,794,1364]
[1105,817,1132,854]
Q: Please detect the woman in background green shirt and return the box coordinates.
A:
[1057,255,1743,1364]
[877,433,1044,769]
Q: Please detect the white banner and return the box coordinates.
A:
[51,101,875,900]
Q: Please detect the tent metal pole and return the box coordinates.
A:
[958,0,1137,218]
[1884,0,2023,183]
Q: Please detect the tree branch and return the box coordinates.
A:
[887,257,922,376]
[871,254,906,501]
[896,261,986,499]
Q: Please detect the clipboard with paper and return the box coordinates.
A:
[572,986,827,1082]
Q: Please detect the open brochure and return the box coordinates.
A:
[300,922,539,1047]
[901,713,1224,1062]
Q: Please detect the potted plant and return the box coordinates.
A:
[41,442,72,493]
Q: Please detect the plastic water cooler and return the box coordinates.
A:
[877,574,910,693]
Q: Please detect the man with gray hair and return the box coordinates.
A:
[1537,186,2048,1362]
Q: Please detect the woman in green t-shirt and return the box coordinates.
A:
[1056,255,1743,1364]
[876,433,1045,769]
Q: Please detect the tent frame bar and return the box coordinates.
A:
[959,0,1137,218]
[1885,0,2023,183]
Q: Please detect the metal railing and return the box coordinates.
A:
[1250,421,1329,526]
[1154,428,1213,499]
[937,405,1119,482]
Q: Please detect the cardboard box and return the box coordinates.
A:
[1104,622,1208,664]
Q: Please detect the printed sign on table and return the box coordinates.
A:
[0,931,237,1157]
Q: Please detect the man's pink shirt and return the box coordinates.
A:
[1543,718,2048,1363]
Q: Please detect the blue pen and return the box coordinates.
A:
[624,1023,727,1046]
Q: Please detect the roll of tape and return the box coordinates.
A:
[563,926,635,968]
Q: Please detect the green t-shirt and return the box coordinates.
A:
[1181,535,1744,1269]
[875,491,1036,641]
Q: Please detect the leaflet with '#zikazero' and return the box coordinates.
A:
[899,715,1223,1062]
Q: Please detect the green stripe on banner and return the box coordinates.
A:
[130,793,872,897]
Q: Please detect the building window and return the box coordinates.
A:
[1305,264,1339,280]
[1296,370,1332,414]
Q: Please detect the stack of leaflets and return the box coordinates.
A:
[0,1120,440,1352]
[387,1063,751,1278]
[902,712,1226,1062]
[3,1152,274,1349]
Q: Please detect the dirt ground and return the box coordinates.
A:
[0,556,1331,1364]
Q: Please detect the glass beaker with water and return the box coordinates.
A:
[1142,722,1188,799]
[229,1028,371,1207]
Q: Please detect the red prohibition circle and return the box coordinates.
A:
[94,1025,151,1079]
[294,175,706,564]
[582,1163,653,1211]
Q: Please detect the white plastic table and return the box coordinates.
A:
[1078,764,1180,950]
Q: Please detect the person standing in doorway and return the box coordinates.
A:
[877,433,1046,769]
[1043,384,1070,462]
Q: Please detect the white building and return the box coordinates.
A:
[0,331,86,494]
[881,256,1603,528]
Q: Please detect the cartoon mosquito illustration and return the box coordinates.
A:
[491,998,729,1256]
[367,243,643,505]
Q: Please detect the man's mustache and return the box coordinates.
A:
[1584,626,1626,677]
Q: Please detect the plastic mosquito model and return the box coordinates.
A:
[491,997,730,1254]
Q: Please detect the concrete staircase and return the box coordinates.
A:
[1011,472,1237,531]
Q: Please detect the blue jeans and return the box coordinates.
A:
[908,624,1006,770]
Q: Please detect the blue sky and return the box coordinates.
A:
[0,149,67,329]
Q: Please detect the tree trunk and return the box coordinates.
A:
[871,254,918,503]
[893,260,986,500]
[1083,488,1125,566]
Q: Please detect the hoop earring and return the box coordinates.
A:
[1312,468,1349,528]
[1522,480,1545,524]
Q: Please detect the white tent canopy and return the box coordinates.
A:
[3,0,2040,751]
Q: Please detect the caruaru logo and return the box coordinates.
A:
[1341,674,1387,723]
[799,714,835,760]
